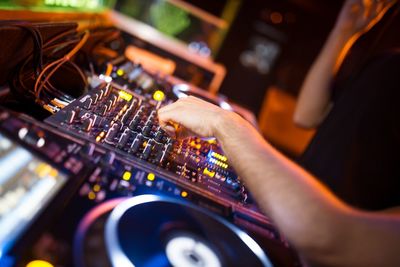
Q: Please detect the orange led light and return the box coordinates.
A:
[93,184,101,192]
[88,191,96,200]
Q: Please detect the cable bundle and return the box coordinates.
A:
[9,22,124,114]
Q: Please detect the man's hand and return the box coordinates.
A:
[157,96,233,139]
[335,0,396,38]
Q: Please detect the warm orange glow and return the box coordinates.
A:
[270,12,283,24]
[125,45,176,75]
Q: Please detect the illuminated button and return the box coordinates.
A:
[203,168,215,178]
[122,171,132,181]
[93,184,101,192]
[49,168,58,177]
[119,91,133,101]
[147,172,155,181]
[26,260,54,267]
[88,191,96,200]
[116,69,125,76]
[181,191,188,198]
[153,90,165,101]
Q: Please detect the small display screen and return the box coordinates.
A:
[0,133,67,256]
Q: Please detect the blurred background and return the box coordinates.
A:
[1,0,399,156]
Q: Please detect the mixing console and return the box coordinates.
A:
[0,57,302,266]
[46,82,250,204]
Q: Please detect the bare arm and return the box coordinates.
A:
[294,0,397,128]
[158,96,400,267]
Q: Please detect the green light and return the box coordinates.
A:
[149,2,190,37]
[44,0,102,9]
[0,0,111,11]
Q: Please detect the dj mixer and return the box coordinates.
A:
[0,59,302,267]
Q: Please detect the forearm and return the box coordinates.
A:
[294,27,356,128]
[215,113,400,266]
[158,96,400,266]
[216,113,348,246]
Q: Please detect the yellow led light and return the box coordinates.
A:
[26,260,54,267]
[153,90,165,102]
[36,163,52,178]
[93,184,101,192]
[147,173,155,181]
[88,191,96,200]
[49,168,58,177]
[116,69,125,76]
[119,91,133,101]
[95,136,102,142]
[181,191,188,198]
[203,168,215,178]
[122,171,132,181]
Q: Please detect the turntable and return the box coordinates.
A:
[74,195,273,267]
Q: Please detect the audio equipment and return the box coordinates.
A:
[0,58,301,266]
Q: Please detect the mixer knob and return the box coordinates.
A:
[129,133,143,153]
[129,115,141,131]
[154,149,164,163]
[107,100,113,111]
[111,94,118,106]
[144,119,153,128]
[142,125,152,136]
[83,97,92,109]
[105,124,119,142]
[149,110,156,118]
[82,118,93,132]
[117,128,131,148]
[130,99,138,110]
[93,93,99,104]
[121,108,133,124]
[142,139,154,160]
[154,128,164,142]
[99,89,105,100]
[105,85,111,96]
[73,106,81,116]
[65,110,76,124]
[99,104,107,116]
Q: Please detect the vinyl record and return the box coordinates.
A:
[105,195,273,267]
[74,198,128,267]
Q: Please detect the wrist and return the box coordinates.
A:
[213,111,248,143]
[330,24,361,44]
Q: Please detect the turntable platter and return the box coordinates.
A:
[105,195,273,267]
[74,195,273,267]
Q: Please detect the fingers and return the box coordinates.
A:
[157,96,219,139]
[157,97,195,139]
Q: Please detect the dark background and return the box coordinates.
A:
[185,0,400,115]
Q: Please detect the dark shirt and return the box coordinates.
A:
[300,51,400,210]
